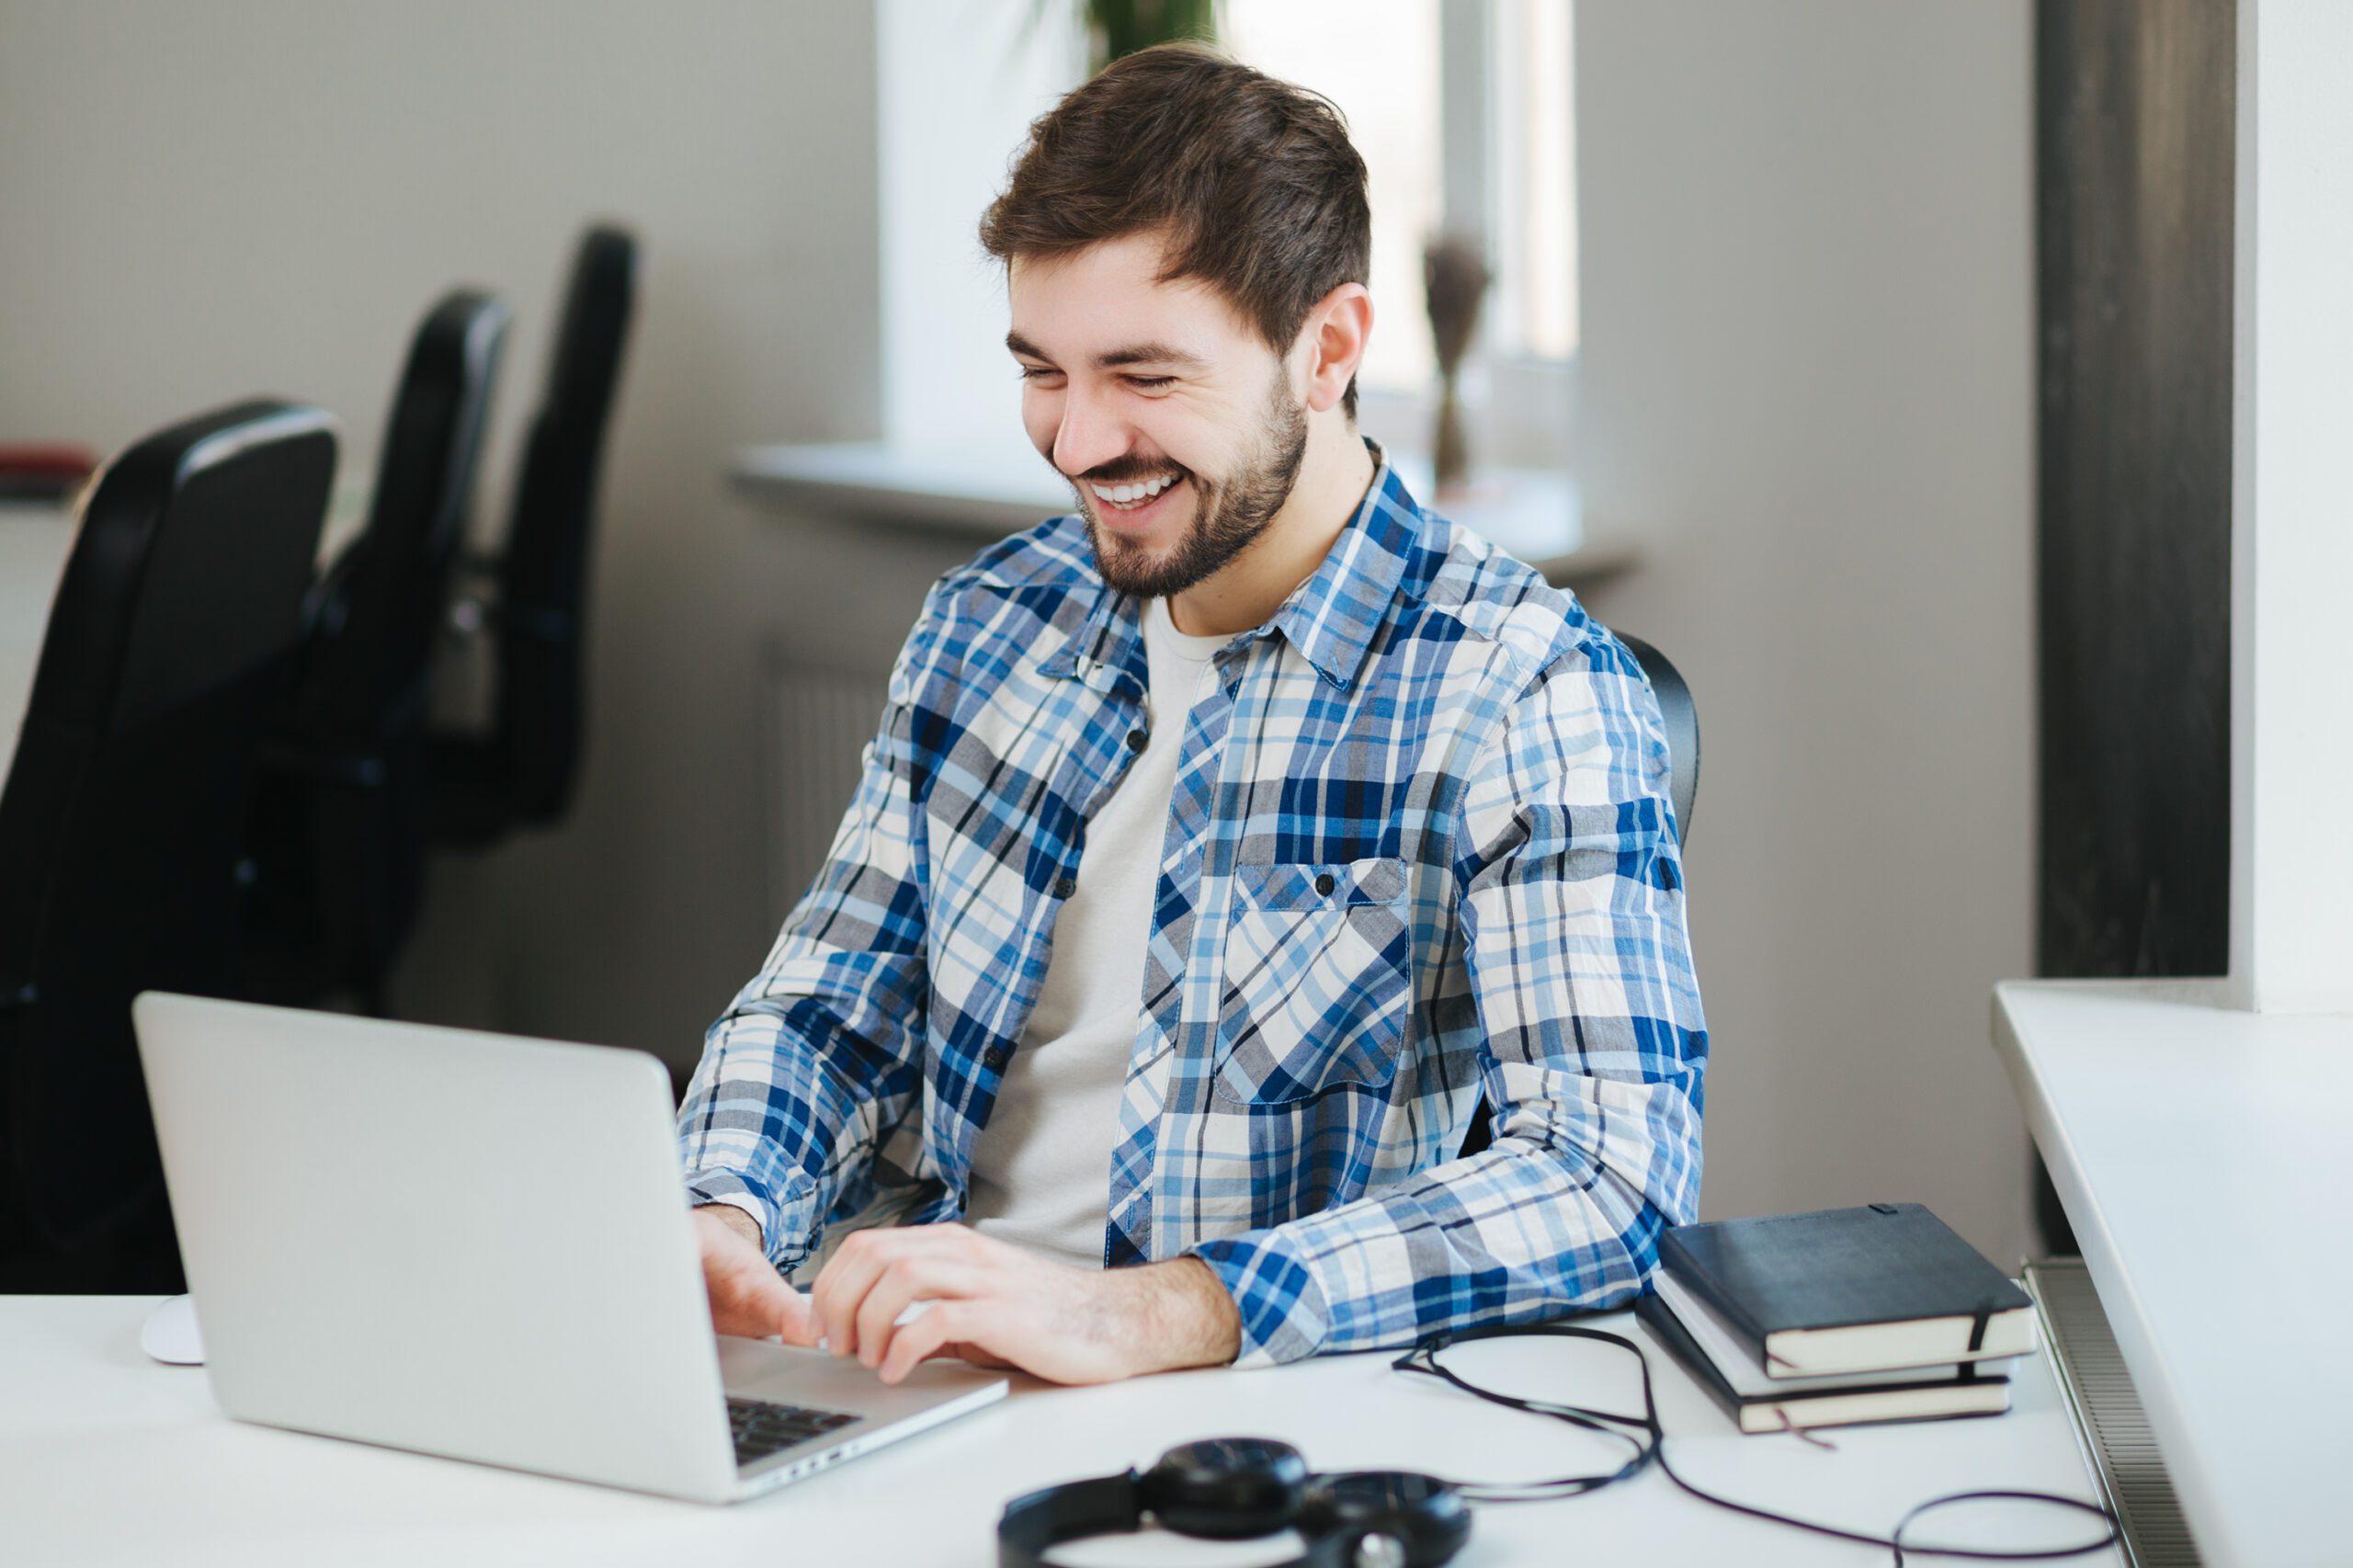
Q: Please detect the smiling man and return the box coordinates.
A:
[676,46,1706,1385]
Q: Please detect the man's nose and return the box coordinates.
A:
[1051,384,1131,480]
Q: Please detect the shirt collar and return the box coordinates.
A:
[1266,445,1421,690]
[1041,441,1425,694]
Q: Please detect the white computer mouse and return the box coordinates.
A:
[140,1293,205,1365]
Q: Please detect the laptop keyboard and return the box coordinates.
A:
[727,1395,860,1465]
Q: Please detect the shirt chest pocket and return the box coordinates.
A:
[1215,857,1413,1106]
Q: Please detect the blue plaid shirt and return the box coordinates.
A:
[678,455,1706,1367]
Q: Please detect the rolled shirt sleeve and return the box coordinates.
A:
[675,591,949,1267]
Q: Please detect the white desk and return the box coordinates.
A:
[1995,979,2353,1568]
[0,1295,2117,1568]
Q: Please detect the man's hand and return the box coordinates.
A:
[806,1222,1242,1385]
[693,1205,820,1345]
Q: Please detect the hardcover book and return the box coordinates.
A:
[1638,1291,2012,1434]
[1656,1203,2035,1379]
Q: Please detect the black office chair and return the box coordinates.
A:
[1457,630,1699,1159]
[431,224,638,846]
[245,290,509,1012]
[0,401,336,1290]
[1614,632,1699,845]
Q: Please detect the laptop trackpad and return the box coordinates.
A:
[714,1334,1007,1425]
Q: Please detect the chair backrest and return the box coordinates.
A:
[0,401,335,1257]
[241,291,506,1011]
[295,290,508,744]
[1613,631,1700,846]
[492,224,636,827]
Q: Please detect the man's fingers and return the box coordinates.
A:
[809,1233,896,1360]
[738,1274,815,1345]
[690,1210,818,1346]
[713,1280,779,1337]
[812,1226,981,1359]
[853,1259,979,1370]
[771,1281,821,1346]
[710,1252,811,1343]
[881,1297,1048,1385]
[877,1301,974,1384]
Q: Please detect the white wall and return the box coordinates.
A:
[0,0,884,1072]
[1573,1,2038,1261]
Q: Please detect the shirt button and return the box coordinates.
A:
[1126,728,1149,752]
[1315,872,1336,896]
[1053,875,1077,898]
[983,1045,1010,1073]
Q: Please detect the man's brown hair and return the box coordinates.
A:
[979,44,1372,417]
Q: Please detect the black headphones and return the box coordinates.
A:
[996,1437,1471,1568]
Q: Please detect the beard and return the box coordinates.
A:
[1070,371,1310,601]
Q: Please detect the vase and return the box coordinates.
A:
[1433,370,1468,494]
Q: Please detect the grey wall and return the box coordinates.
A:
[1574,1,2037,1262]
[0,0,883,1070]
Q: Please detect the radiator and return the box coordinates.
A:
[2026,1258,2203,1567]
[761,651,889,928]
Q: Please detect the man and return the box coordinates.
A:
[677,45,1706,1386]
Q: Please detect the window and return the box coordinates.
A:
[869,0,1580,478]
[1483,0,1579,362]
[1225,0,1578,469]
[1221,3,1444,394]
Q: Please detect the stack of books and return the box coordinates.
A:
[1637,1202,2038,1434]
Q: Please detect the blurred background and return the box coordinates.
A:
[0,0,2056,1273]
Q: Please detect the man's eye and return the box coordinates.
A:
[1125,376,1176,392]
[1017,366,1063,382]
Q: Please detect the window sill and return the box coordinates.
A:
[731,441,1639,590]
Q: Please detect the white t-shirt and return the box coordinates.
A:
[963,597,1226,1266]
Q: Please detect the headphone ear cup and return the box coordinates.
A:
[1301,1472,1472,1568]
[1142,1437,1312,1539]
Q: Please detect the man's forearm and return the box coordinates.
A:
[698,1202,765,1255]
[1118,1256,1242,1373]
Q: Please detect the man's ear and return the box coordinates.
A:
[1299,283,1372,415]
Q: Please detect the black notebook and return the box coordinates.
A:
[1657,1203,2035,1380]
[1637,1291,2012,1433]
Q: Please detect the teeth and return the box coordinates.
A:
[1090,474,1177,506]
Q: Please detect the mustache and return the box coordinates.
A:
[1063,457,1191,486]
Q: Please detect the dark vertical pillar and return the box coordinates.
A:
[2033,1,2235,1252]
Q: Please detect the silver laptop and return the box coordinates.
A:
[132,992,1007,1503]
